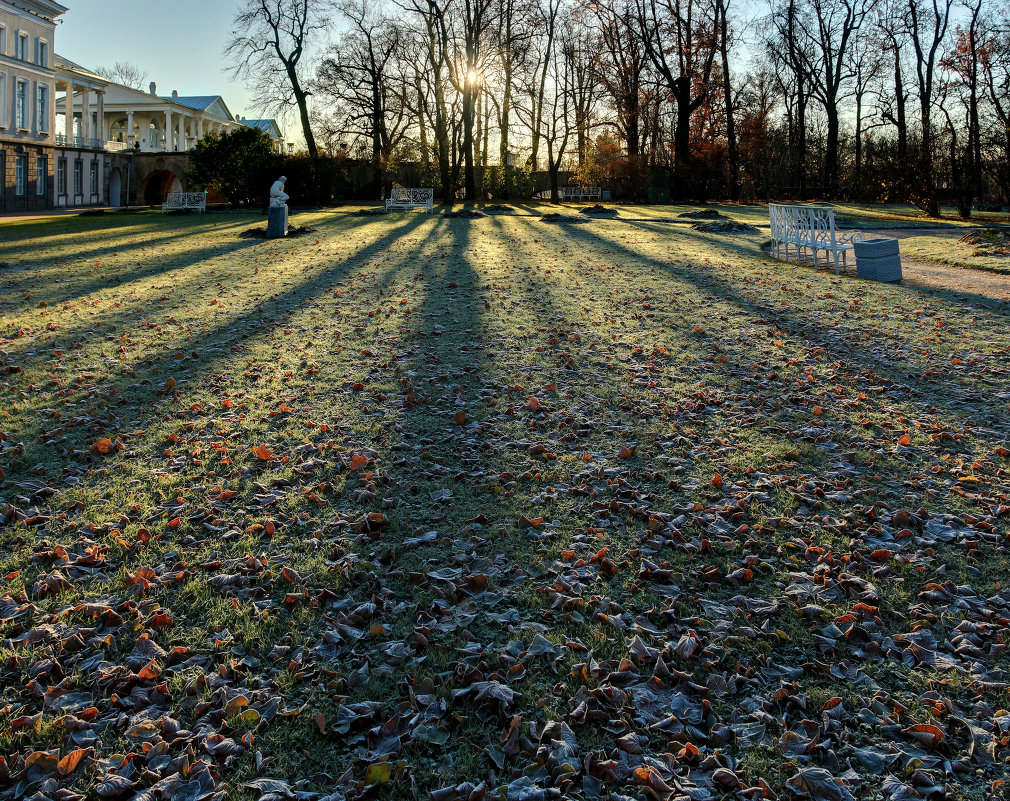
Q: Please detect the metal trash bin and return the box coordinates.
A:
[853,238,902,282]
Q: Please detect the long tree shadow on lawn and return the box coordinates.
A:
[0,213,426,366]
[622,216,1010,313]
[563,219,1010,434]
[7,213,434,475]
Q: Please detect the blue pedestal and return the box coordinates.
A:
[267,205,288,238]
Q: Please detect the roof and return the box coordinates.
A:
[54,54,110,86]
[241,119,279,132]
[12,0,68,20]
[163,96,218,112]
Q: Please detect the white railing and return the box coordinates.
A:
[55,134,104,150]
[385,187,433,213]
[162,192,208,214]
[105,141,128,152]
[769,203,864,274]
[560,186,602,202]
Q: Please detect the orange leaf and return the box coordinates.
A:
[91,438,114,455]
[904,723,944,748]
[898,433,911,446]
[711,472,723,487]
[254,444,276,461]
[57,748,88,777]
[455,410,467,426]
[527,396,540,412]
[619,446,636,459]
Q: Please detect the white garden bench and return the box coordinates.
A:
[560,186,602,203]
[161,192,208,214]
[769,203,864,274]
[385,187,434,213]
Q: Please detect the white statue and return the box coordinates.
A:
[269,176,289,208]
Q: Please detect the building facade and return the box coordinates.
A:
[0,0,65,212]
[1,0,285,211]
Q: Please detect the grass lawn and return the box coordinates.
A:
[900,229,1010,276]
[2,207,1009,801]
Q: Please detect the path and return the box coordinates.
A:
[858,227,1010,301]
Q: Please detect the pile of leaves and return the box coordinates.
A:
[691,220,759,234]
[580,205,617,215]
[1,208,1009,801]
[352,208,387,217]
[484,205,515,213]
[958,228,1010,258]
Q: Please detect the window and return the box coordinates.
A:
[16,80,27,129]
[57,158,66,195]
[89,160,98,195]
[0,27,6,57]
[37,85,48,132]
[36,156,46,195]
[38,40,48,67]
[0,74,6,128]
[73,160,82,196]
[16,33,27,61]
[15,154,26,196]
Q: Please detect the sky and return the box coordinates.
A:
[56,0,270,129]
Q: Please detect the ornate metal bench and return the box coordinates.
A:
[385,187,434,213]
[560,186,602,203]
[769,203,863,274]
[161,191,208,214]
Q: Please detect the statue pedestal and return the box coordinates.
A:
[267,205,288,238]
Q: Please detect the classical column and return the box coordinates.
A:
[127,110,134,145]
[197,116,203,139]
[80,87,91,143]
[64,83,73,144]
[177,114,185,151]
[96,90,105,143]
[164,110,173,151]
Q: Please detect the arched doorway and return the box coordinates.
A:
[143,170,181,205]
[109,168,122,207]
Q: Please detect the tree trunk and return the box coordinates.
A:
[673,87,692,164]
[718,0,738,201]
[291,77,318,158]
[824,100,839,198]
[894,55,906,158]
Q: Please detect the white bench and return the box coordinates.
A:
[385,187,433,213]
[769,203,864,274]
[162,191,208,214]
[560,186,602,203]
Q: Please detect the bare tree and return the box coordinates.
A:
[636,0,720,166]
[226,0,327,157]
[315,0,408,193]
[94,61,148,90]
[591,0,651,158]
[906,0,953,215]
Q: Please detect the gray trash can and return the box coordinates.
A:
[853,238,902,282]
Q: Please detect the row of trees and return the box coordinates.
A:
[226,0,1010,215]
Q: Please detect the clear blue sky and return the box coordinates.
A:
[56,0,267,126]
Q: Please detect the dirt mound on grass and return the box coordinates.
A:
[240,225,318,238]
[352,208,387,216]
[540,213,590,224]
[958,228,1010,257]
[485,204,515,213]
[691,221,759,234]
[678,209,726,219]
[580,205,617,215]
[442,209,486,218]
